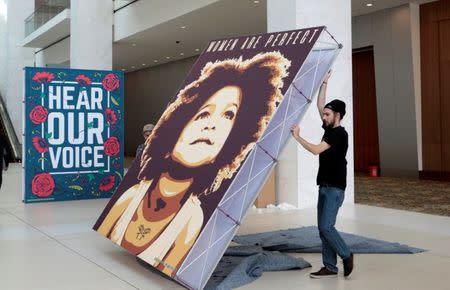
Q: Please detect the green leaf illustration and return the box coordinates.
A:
[57,72,67,80]
[37,157,48,162]
[87,121,94,128]
[72,173,80,181]
[45,132,52,139]
[68,185,83,191]
[111,96,119,106]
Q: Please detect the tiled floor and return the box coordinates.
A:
[1,164,450,290]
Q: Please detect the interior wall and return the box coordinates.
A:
[35,36,70,67]
[0,0,35,143]
[123,56,198,156]
[352,4,419,176]
[420,0,450,180]
[352,47,380,172]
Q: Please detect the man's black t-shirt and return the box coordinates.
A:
[317,125,348,190]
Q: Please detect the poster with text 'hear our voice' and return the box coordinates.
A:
[23,67,124,203]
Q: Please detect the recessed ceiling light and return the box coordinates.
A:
[154,60,158,63]
[180,52,184,56]
[121,68,126,71]
[254,0,259,3]
[181,25,186,29]
[195,48,200,51]
[131,66,135,69]
[366,3,373,7]
[142,63,146,66]
[132,43,136,47]
[166,56,171,59]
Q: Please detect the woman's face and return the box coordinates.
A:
[172,85,242,168]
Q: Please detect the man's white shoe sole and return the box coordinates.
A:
[310,274,338,279]
[344,271,353,279]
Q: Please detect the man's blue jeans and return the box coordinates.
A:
[317,185,351,273]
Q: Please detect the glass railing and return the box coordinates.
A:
[24,0,70,37]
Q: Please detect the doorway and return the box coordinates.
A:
[352,46,380,173]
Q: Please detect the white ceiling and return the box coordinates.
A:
[114,0,437,72]
[352,0,436,16]
[113,0,266,72]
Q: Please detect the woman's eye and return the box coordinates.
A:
[224,110,235,120]
[195,111,209,120]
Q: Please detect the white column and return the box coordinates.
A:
[296,0,354,207]
[0,0,35,142]
[70,0,112,70]
[410,3,422,172]
[268,0,300,207]
[268,0,354,208]
[0,0,8,98]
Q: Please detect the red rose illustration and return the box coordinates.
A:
[102,73,120,92]
[105,108,117,125]
[32,71,54,84]
[32,136,49,153]
[104,136,120,156]
[29,105,48,125]
[99,175,116,192]
[75,74,92,86]
[31,173,55,198]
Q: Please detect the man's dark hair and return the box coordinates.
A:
[324,99,346,120]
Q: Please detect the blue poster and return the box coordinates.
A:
[23,67,124,203]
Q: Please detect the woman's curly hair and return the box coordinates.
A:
[138,51,290,196]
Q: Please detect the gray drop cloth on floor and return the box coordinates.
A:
[138,226,424,289]
[136,250,309,290]
[232,226,425,254]
[223,245,264,256]
[205,251,311,290]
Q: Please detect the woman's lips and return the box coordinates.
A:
[190,138,213,145]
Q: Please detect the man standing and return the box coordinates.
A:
[0,134,11,190]
[290,71,354,278]
[135,124,154,158]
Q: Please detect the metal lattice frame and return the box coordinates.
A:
[175,30,342,290]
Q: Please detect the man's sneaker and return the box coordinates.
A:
[343,253,354,278]
[310,267,338,279]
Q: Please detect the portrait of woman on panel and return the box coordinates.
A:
[96,51,290,276]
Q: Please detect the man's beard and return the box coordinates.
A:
[322,120,335,130]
